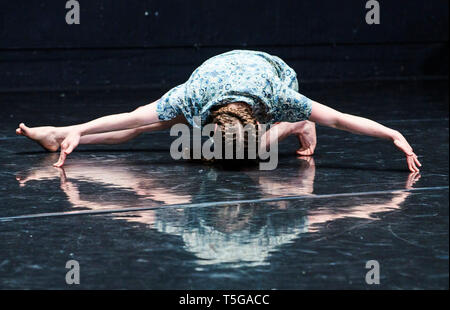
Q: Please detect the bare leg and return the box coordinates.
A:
[15,104,154,151]
[79,116,185,145]
[16,111,186,150]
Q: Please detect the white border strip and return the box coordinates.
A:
[0,186,447,222]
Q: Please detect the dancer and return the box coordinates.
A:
[16,50,421,171]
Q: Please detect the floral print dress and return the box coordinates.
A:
[156,50,312,127]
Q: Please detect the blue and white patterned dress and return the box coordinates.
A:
[156,50,312,127]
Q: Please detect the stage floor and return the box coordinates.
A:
[0,80,448,289]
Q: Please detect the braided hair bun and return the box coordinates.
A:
[207,103,260,167]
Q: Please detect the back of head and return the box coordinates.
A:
[208,103,259,167]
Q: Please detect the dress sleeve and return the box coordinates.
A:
[273,84,313,122]
[156,83,186,121]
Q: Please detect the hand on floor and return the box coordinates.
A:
[393,132,421,172]
[53,131,81,167]
[296,121,317,156]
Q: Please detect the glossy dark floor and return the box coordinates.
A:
[0,80,448,289]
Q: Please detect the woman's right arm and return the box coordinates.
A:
[54,100,163,167]
[75,101,161,136]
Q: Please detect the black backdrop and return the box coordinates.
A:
[0,0,448,91]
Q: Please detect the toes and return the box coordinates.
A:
[19,123,29,135]
[15,175,28,187]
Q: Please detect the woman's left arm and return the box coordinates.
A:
[308,100,421,172]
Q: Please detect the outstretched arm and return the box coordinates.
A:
[308,100,421,172]
[54,100,162,167]
[76,101,160,136]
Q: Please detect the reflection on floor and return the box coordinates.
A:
[13,156,421,267]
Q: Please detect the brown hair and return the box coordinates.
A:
[207,103,259,167]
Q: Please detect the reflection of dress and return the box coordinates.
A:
[152,203,309,267]
[144,168,310,266]
[156,50,312,127]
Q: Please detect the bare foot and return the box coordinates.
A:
[15,123,61,152]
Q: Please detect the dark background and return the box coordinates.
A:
[0,0,448,92]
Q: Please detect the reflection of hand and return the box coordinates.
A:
[405,171,421,189]
[57,166,68,184]
[296,155,315,166]
[56,167,83,205]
